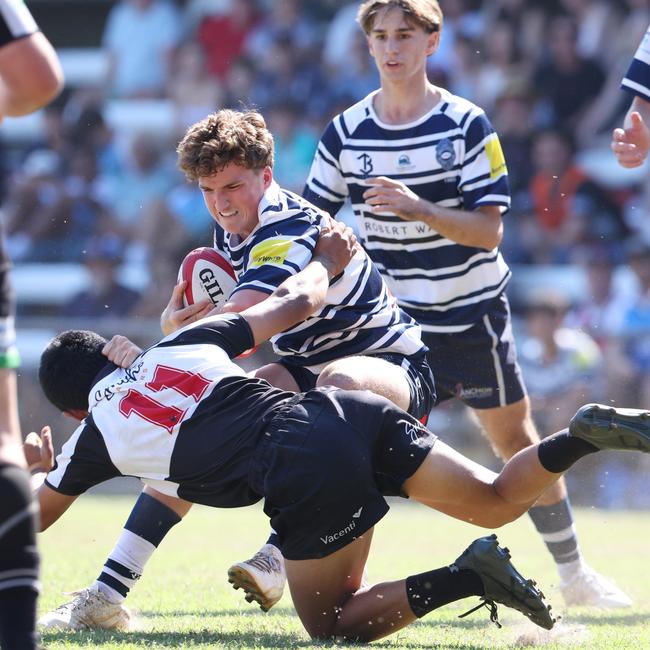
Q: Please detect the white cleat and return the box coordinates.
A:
[38,585,131,630]
[227,543,286,612]
[561,566,632,609]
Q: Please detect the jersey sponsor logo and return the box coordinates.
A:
[320,508,363,544]
[357,152,374,177]
[435,138,456,171]
[249,238,292,267]
[93,360,145,405]
[485,136,507,180]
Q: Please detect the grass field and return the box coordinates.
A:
[39,495,650,649]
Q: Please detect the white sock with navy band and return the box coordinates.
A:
[94,492,181,603]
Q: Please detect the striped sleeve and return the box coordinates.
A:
[0,0,38,46]
[233,218,321,295]
[460,110,510,212]
[622,26,650,102]
[303,120,349,216]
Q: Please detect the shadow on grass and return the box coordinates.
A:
[41,628,496,650]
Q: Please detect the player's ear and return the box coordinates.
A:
[425,30,440,56]
[63,408,88,422]
[262,166,273,189]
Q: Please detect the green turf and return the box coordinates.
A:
[39,496,650,649]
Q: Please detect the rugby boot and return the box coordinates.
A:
[38,584,130,630]
[227,543,285,612]
[569,403,650,452]
[454,534,555,630]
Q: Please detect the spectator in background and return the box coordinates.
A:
[266,101,318,193]
[519,291,603,435]
[523,128,626,264]
[107,131,178,255]
[534,14,605,130]
[246,0,319,62]
[472,20,529,115]
[192,0,258,80]
[567,246,628,351]
[167,43,223,134]
[607,240,650,408]
[102,0,182,99]
[60,236,141,319]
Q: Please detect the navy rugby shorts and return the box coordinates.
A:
[277,350,436,422]
[249,387,436,560]
[421,293,526,409]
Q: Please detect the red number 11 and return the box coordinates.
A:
[119,365,211,434]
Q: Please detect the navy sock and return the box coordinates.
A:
[0,464,40,650]
[537,431,598,473]
[406,566,484,618]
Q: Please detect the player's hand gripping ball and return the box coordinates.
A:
[177,247,237,309]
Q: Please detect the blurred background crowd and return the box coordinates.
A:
[2,0,650,506]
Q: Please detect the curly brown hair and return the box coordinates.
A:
[357,0,442,35]
[177,109,274,181]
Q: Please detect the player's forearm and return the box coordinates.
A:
[414,201,503,249]
[243,261,331,345]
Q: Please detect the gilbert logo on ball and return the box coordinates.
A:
[177,247,237,308]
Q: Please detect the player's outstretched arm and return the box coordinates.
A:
[611,97,650,168]
[241,219,357,345]
[0,31,63,117]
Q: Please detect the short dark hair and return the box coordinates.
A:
[39,330,109,412]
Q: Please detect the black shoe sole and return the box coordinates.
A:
[569,403,650,452]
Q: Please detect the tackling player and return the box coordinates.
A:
[302,0,629,609]
[28,245,650,642]
[611,24,650,168]
[0,1,63,649]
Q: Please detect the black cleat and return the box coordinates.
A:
[454,534,555,630]
[569,403,650,452]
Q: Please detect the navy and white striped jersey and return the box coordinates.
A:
[303,88,512,333]
[622,25,650,101]
[214,181,425,371]
[0,0,38,47]
[45,314,294,508]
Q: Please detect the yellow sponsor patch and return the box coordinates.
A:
[485,136,507,180]
[249,238,292,267]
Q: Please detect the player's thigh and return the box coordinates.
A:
[252,362,300,392]
[317,356,411,411]
[285,530,373,639]
[402,440,499,516]
[474,396,540,459]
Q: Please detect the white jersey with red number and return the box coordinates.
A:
[45,314,292,507]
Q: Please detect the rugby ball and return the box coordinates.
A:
[177,247,237,308]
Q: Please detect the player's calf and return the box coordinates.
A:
[0,464,41,650]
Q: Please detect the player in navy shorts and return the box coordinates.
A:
[29,259,650,642]
[303,0,631,608]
